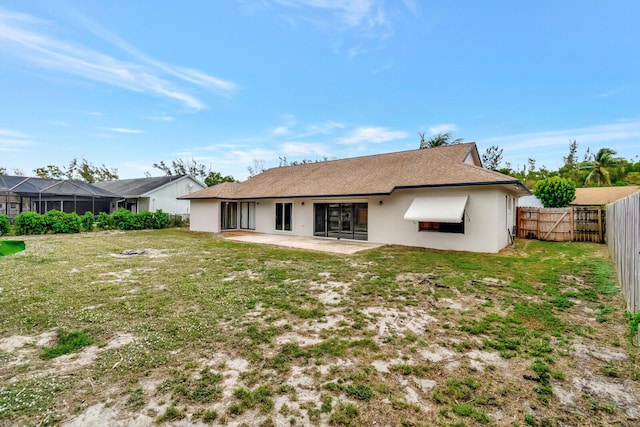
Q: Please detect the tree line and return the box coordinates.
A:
[420,133,639,188]
[2,135,637,189]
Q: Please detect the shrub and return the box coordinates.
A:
[534,177,576,208]
[0,214,9,235]
[43,209,67,234]
[63,212,82,234]
[96,211,114,230]
[152,209,170,229]
[81,211,95,232]
[111,208,143,230]
[137,210,154,230]
[14,212,46,235]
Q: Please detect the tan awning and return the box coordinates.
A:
[403,196,468,223]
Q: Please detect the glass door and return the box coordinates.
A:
[221,201,237,230]
[314,203,367,240]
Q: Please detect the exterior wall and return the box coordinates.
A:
[147,177,205,215]
[187,185,518,253]
[190,200,220,233]
[368,187,510,253]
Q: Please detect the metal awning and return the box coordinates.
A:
[403,195,468,223]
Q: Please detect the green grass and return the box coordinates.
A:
[40,330,94,360]
[0,230,636,426]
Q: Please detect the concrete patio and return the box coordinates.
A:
[222,232,382,254]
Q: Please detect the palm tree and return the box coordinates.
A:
[583,148,619,186]
[419,132,464,149]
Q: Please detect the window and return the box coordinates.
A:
[419,219,464,234]
[275,202,292,231]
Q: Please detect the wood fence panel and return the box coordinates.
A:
[517,207,605,243]
[606,192,639,344]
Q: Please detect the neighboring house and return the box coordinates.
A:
[0,175,121,221]
[570,186,640,207]
[517,195,544,208]
[94,175,205,217]
[181,143,530,253]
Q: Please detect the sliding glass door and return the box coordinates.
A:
[314,203,367,240]
[240,202,255,230]
[221,202,237,230]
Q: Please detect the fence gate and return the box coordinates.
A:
[517,207,605,243]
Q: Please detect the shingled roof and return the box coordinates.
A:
[0,175,120,198]
[182,143,529,200]
[93,175,191,197]
[571,186,640,206]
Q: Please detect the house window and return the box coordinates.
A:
[419,220,465,234]
[240,202,255,230]
[275,202,292,231]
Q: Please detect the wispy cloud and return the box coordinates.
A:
[0,127,32,152]
[107,127,144,134]
[338,126,408,144]
[264,0,416,55]
[0,8,238,109]
[280,141,329,157]
[479,120,640,167]
[428,123,457,135]
[148,115,174,122]
[598,87,625,98]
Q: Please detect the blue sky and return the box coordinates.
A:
[0,0,638,180]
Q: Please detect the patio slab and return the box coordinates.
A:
[223,232,382,254]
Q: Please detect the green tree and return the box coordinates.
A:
[481,145,503,171]
[34,165,64,179]
[204,171,235,187]
[583,148,620,186]
[419,132,464,149]
[33,159,118,182]
[534,177,576,208]
[153,158,208,180]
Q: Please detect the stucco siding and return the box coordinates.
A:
[190,200,220,233]
[367,187,502,253]
[187,185,517,252]
[147,178,205,215]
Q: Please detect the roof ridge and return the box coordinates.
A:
[258,142,477,174]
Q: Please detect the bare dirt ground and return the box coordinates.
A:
[0,231,638,426]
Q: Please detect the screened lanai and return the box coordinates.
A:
[0,175,121,222]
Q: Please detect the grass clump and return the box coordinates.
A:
[156,405,184,422]
[329,402,359,426]
[40,329,93,360]
[231,386,274,414]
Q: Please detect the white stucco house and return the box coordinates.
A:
[94,175,205,217]
[180,143,530,253]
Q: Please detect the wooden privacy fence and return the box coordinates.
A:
[606,191,639,343]
[517,207,605,243]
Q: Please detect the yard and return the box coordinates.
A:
[0,229,638,426]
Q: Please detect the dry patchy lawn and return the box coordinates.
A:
[0,229,638,426]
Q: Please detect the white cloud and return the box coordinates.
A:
[107,127,144,134]
[0,128,28,138]
[280,142,329,156]
[0,8,237,109]
[428,123,457,135]
[272,126,290,135]
[478,120,640,168]
[338,126,408,144]
[0,128,31,152]
[148,115,174,122]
